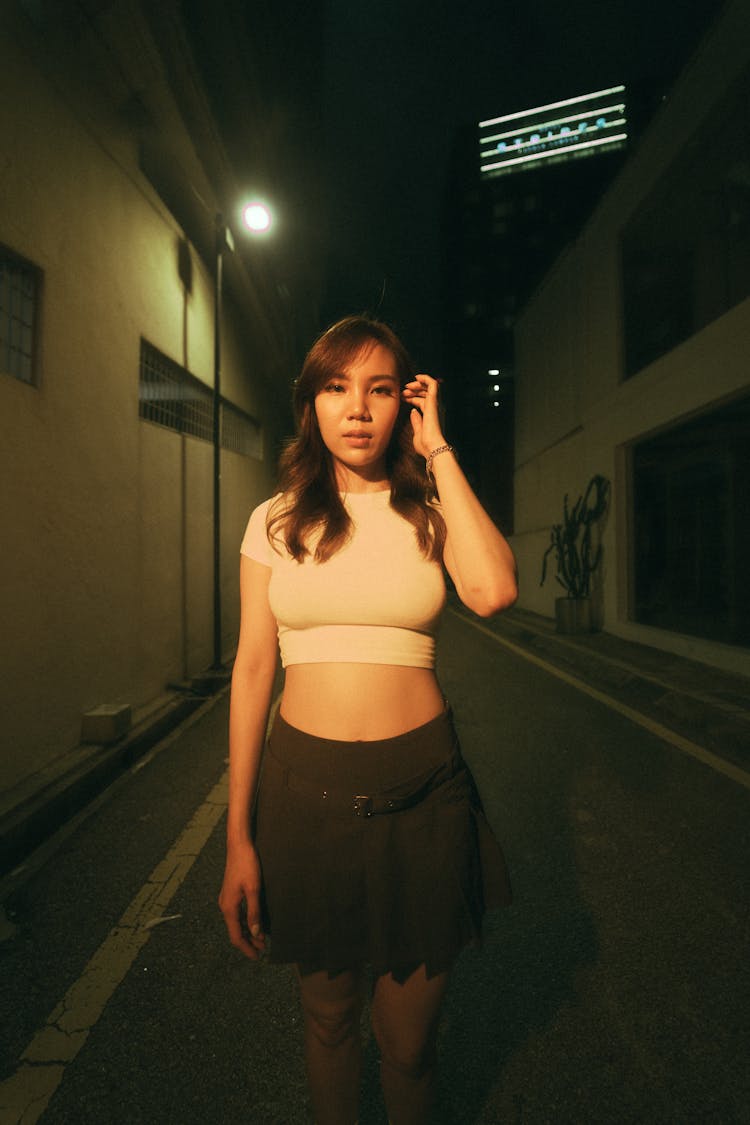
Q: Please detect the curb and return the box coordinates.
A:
[451,599,750,774]
[0,678,230,881]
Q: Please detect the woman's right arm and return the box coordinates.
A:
[218,553,279,959]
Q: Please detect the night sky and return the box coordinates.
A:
[321,0,725,369]
[188,0,726,372]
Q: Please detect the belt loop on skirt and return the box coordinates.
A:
[269,741,463,818]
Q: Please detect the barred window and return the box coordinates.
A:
[139,339,213,440]
[1,248,40,385]
[222,401,263,459]
[139,339,262,458]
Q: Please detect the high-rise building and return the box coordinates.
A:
[442,86,633,528]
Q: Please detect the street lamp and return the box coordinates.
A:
[242,201,272,233]
[211,202,273,670]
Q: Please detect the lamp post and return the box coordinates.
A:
[211,213,229,670]
[211,202,273,671]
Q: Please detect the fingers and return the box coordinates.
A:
[227,913,265,960]
[245,903,266,954]
[219,887,266,961]
[403,375,446,460]
[401,373,439,404]
[409,405,423,442]
[226,917,260,959]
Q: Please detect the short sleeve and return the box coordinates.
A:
[240,499,274,566]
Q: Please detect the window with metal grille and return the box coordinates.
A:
[0,248,40,386]
[139,339,262,458]
[222,401,263,459]
[139,339,213,441]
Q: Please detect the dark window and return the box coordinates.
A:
[622,246,693,375]
[622,69,750,377]
[0,247,41,385]
[632,393,750,645]
[139,339,262,458]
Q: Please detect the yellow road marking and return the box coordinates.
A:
[0,731,230,1123]
[450,608,750,792]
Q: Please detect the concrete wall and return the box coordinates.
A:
[0,14,288,794]
[510,0,750,677]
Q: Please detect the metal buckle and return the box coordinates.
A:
[353,795,373,818]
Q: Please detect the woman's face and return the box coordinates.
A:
[314,342,401,488]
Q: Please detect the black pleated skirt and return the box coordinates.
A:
[254,707,511,982]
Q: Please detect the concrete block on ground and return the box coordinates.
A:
[81,704,132,745]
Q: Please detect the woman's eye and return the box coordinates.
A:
[324,382,345,393]
[372,385,395,395]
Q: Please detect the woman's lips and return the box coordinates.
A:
[342,432,372,446]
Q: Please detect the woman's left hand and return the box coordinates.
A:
[402,374,447,461]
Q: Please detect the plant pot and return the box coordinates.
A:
[555,596,593,634]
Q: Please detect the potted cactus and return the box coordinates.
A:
[540,474,610,633]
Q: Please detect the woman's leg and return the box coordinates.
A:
[370,964,449,1125]
[296,966,364,1125]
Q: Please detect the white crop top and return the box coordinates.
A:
[240,491,446,668]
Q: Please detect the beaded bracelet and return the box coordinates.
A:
[425,443,455,478]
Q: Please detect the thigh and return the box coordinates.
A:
[371,965,449,1064]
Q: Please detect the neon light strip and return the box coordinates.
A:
[481,105,626,145]
[481,116,626,156]
[480,117,627,160]
[480,132,628,173]
[479,85,625,129]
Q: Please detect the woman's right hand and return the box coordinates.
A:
[218,840,266,960]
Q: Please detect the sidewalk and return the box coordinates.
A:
[463,600,750,775]
[0,674,230,887]
[2,609,748,891]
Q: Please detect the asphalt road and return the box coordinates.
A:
[1,608,748,1124]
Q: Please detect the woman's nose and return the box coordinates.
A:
[347,395,370,420]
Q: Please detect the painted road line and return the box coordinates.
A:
[450,608,750,793]
[0,692,282,1124]
[0,769,230,1123]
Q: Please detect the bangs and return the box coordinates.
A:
[296,316,415,407]
[309,334,380,393]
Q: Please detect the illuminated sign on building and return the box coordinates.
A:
[479,86,627,178]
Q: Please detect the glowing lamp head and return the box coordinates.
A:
[242,202,272,233]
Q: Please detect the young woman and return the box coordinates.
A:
[219,315,517,1125]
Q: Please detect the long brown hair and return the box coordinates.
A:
[267,315,446,563]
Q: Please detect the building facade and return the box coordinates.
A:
[442,90,632,531]
[0,1,321,799]
[510,0,750,676]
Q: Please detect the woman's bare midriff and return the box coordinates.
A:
[280,663,446,741]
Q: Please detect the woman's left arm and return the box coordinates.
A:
[403,373,518,618]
